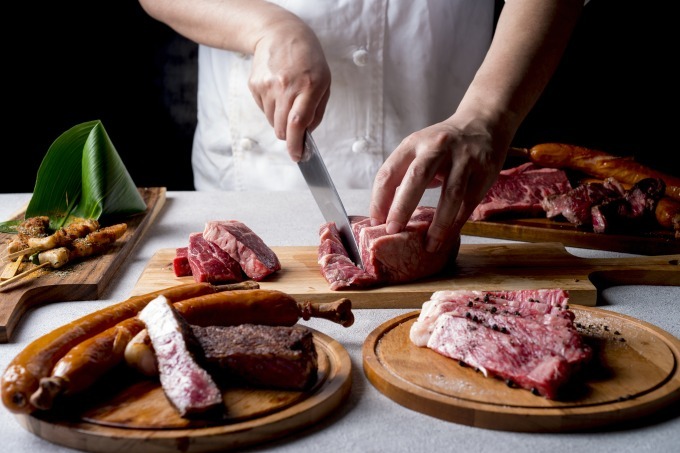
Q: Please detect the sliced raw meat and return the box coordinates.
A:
[193,324,318,391]
[138,295,223,418]
[590,178,665,233]
[173,247,192,277]
[187,232,244,283]
[410,289,571,347]
[318,206,454,290]
[470,162,572,221]
[410,289,591,399]
[203,220,281,281]
[542,178,625,226]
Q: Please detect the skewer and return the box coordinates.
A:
[1,254,25,280]
[0,262,50,289]
[4,247,41,262]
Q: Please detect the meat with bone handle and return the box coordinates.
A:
[410,289,591,399]
[138,295,224,418]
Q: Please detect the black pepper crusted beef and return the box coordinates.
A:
[193,324,318,391]
[410,289,592,400]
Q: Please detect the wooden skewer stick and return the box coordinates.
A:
[4,247,42,262]
[0,262,50,289]
[1,254,25,280]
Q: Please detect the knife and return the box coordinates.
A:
[298,130,364,269]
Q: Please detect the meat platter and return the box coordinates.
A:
[0,187,167,343]
[14,328,352,452]
[362,308,680,432]
[131,244,680,308]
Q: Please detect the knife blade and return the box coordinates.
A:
[298,131,364,269]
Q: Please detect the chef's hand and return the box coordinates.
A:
[369,115,509,255]
[248,17,331,162]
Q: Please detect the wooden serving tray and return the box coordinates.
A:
[132,244,680,308]
[362,308,680,432]
[461,217,680,255]
[15,329,352,452]
[0,188,167,343]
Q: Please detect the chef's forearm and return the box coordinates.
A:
[455,0,584,136]
[137,0,308,55]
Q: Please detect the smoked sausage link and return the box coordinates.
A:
[1,282,225,414]
[529,143,680,202]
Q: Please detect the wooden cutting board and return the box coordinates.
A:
[362,308,680,432]
[0,188,166,343]
[461,217,680,255]
[132,244,680,308]
[15,328,352,452]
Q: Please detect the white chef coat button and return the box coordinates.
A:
[239,137,255,151]
[352,139,368,154]
[352,49,369,66]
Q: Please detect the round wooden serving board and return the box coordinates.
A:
[362,307,680,432]
[15,329,352,452]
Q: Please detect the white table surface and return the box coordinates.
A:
[1,190,678,453]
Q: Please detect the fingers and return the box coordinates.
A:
[370,132,449,235]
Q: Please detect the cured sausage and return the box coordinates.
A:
[655,197,680,235]
[527,143,680,202]
[1,281,253,414]
[29,289,353,410]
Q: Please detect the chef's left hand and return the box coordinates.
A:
[369,116,509,255]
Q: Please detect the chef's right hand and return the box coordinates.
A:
[248,17,331,162]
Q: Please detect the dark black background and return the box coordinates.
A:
[1,1,674,194]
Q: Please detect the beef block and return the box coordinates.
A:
[192,324,318,390]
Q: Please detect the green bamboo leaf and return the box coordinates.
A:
[0,120,146,233]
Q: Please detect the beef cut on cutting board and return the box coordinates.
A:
[131,243,680,308]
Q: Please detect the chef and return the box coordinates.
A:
[138,0,584,254]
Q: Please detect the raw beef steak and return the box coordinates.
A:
[410,289,591,399]
[470,162,572,221]
[173,247,192,277]
[318,206,455,290]
[187,232,244,283]
[203,220,281,281]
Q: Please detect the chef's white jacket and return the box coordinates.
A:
[192,0,495,191]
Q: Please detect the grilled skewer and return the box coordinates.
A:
[0,223,128,289]
[4,218,100,261]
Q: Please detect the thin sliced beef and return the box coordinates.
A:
[410,289,591,399]
[138,296,223,418]
[318,206,454,290]
[410,289,571,347]
[173,247,192,277]
[187,232,244,283]
[203,220,281,281]
[470,163,572,221]
[193,324,318,390]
